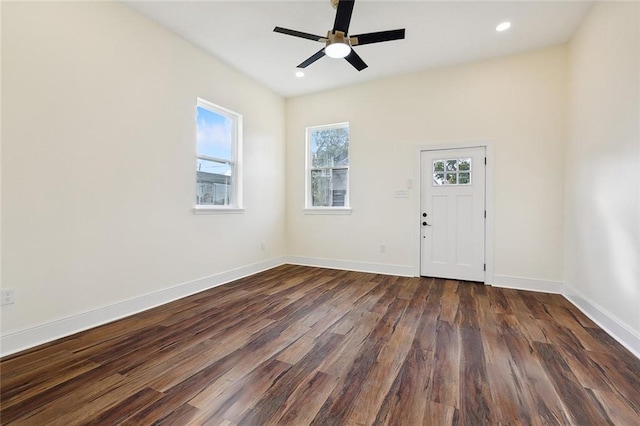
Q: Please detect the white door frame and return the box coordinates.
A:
[414,140,494,284]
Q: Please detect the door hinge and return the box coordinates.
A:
[484,210,486,218]
[484,263,486,271]
[484,157,487,165]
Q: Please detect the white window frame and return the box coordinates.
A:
[194,98,243,214]
[305,122,352,215]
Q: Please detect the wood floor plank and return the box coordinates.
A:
[428,319,460,409]
[501,333,573,425]
[82,386,166,424]
[371,279,437,425]
[271,370,338,426]
[437,280,459,323]
[558,337,618,392]
[588,387,640,425]
[153,402,200,425]
[585,349,640,417]
[2,351,92,405]
[374,347,433,426]
[1,356,100,408]
[346,280,424,425]
[317,310,381,378]
[482,328,534,425]
[310,298,409,424]
[534,341,607,425]
[457,327,493,424]
[237,332,345,425]
[9,373,137,425]
[423,401,458,425]
[2,264,639,426]
[512,309,551,344]
[188,359,291,424]
[1,349,77,383]
[34,378,149,426]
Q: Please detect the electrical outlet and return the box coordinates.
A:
[380,244,386,253]
[1,289,15,306]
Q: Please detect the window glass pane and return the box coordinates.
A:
[197,158,232,205]
[433,173,445,185]
[311,127,349,168]
[332,168,348,206]
[197,106,233,160]
[197,182,231,205]
[307,123,350,209]
[431,158,472,186]
[311,169,331,207]
[213,183,231,205]
[332,168,348,191]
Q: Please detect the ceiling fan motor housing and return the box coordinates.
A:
[327,30,350,46]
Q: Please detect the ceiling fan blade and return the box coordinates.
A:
[345,49,367,71]
[273,26,325,42]
[333,0,355,33]
[351,29,405,46]
[297,48,326,68]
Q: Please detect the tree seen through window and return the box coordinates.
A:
[308,124,349,207]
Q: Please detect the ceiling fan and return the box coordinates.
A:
[273,0,405,71]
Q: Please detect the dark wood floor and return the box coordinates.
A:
[1,265,639,425]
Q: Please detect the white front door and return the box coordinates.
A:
[420,147,486,282]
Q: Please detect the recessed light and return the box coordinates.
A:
[496,22,511,32]
[295,71,304,78]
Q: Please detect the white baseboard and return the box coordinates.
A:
[4,261,638,363]
[0,257,286,358]
[491,274,563,294]
[563,284,640,360]
[285,256,415,277]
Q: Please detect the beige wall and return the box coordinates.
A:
[3,1,638,356]
[1,2,286,335]
[566,2,640,334]
[286,46,567,282]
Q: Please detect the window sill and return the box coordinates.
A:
[303,208,352,215]
[194,206,245,215]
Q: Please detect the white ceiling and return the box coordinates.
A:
[126,0,593,98]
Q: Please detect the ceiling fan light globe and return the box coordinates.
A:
[325,42,351,58]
